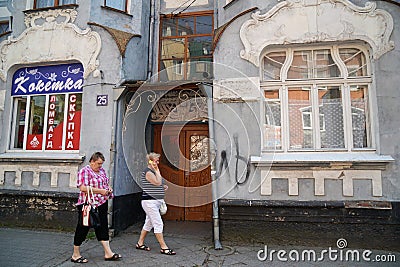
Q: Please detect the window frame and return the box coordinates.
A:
[159,11,214,81]
[33,0,77,9]
[261,44,374,152]
[103,0,128,13]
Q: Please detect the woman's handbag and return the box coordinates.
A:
[82,186,101,228]
[159,200,167,215]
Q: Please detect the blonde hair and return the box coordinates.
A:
[146,152,160,162]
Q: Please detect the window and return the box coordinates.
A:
[160,12,213,81]
[10,63,83,151]
[0,20,10,36]
[104,0,128,12]
[34,0,76,9]
[262,45,371,151]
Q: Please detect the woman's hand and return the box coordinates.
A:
[100,188,112,196]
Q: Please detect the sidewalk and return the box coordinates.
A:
[1,221,399,266]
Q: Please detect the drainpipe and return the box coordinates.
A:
[198,82,223,250]
[147,0,155,80]
[108,86,125,233]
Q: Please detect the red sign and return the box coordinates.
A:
[65,94,81,150]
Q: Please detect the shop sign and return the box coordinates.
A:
[11,63,84,96]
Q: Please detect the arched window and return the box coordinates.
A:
[262,44,372,152]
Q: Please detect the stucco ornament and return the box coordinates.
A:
[240,0,395,66]
[0,8,101,81]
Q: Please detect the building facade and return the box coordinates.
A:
[0,0,399,243]
[0,0,149,229]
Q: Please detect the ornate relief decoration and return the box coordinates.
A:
[261,169,382,197]
[150,90,208,122]
[0,8,101,81]
[88,22,140,57]
[240,0,395,66]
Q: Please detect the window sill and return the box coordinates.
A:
[24,4,78,14]
[101,6,132,17]
[251,152,394,169]
[0,152,85,164]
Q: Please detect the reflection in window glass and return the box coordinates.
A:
[264,90,281,149]
[161,38,185,59]
[262,45,371,151]
[35,0,76,8]
[319,86,345,149]
[188,36,212,58]
[13,98,27,149]
[350,85,369,148]
[288,50,339,79]
[104,0,127,11]
[162,18,177,37]
[264,52,286,80]
[26,95,46,150]
[160,59,185,81]
[159,13,213,81]
[339,48,367,77]
[196,16,213,35]
[0,21,10,35]
[187,58,212,80]
[288,87,312,149]
[178,17,194,35]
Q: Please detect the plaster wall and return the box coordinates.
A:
[0,1,147,194]
[213,0,400,202]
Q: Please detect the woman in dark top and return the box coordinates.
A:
[135,152,176,255]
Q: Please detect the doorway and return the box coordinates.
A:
[153,124,212,221]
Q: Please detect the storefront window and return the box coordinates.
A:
[10,63,83,151]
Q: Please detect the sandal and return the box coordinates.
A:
[136,243,151,251]
[104,253,122,261]
[71,256,88,263]
[160,248,176,255]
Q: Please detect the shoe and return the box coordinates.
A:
[136,243,151,251]
[160,248,176,255]
[71,256,88,263]
[104,253,122,261]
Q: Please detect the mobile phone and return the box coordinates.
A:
[149,160,153,164]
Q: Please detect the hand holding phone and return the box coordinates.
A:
[149,159,158,170]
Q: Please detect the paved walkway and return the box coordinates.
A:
[1,221,399,266]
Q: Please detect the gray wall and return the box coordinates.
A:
[213,0,400,201]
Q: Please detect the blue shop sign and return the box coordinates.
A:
[12,63,84,96]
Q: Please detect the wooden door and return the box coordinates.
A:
[153,124,212,221]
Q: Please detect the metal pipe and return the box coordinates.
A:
[199,82,222,250]
[147,0,155,80]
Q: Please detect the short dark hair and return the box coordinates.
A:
[89,152,105,162]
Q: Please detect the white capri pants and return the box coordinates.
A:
[141,199,164,233]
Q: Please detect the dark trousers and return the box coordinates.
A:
[73,201,109,246]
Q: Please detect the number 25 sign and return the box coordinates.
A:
[97,95,108,106]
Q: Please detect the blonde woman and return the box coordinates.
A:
[136,152,176,255]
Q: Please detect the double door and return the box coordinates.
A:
[153,124,212,221]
